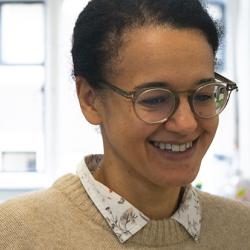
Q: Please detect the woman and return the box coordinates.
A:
[1,0,250,249]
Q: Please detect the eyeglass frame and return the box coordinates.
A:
[96,72,238,124]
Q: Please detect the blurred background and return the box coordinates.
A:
[1,0,250,202]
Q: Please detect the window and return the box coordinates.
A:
[0,1,45,178]
[0,2,45,64]
[1,0,246,201]
[194,0,241,198]
[207,0,226,71]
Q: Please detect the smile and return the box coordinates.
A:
[150,141,194,153]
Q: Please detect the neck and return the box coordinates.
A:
[94,158,182,220]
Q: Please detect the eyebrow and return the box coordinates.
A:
[199,77,215,84]
[134,77,216,90]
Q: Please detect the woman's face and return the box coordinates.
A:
[95,26,218,188]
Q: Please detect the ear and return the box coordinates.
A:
[76,77,102,125]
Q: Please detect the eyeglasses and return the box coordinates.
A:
[97,72,238,124]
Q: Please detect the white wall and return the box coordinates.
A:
[194,0,250,195]
[235,0,250,178]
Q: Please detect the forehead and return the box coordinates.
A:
[109,25,214,90]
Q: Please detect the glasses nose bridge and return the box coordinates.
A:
[170,90,195,117]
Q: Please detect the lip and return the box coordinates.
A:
[149,138,199,161]
[149,137,199,145]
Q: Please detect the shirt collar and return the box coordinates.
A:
[76,154,201,243]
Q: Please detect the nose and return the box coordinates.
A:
[164,96,198,134]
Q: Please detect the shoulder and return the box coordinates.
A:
[0,174,83,248]
[197,190,250,241]
[0,174,82,220]
[0,179,61,229]
[197,189,250,215]
[0,188,53,248]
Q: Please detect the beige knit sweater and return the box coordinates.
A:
[0,174,250,249]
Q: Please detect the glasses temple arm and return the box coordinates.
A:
[98,80,134,99]
[215,72,238,92]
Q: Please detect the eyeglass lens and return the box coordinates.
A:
[134,83,229,123]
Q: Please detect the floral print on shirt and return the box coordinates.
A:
[76,155,201,243]
[172,185,201,241]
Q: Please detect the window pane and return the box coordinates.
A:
[0,2,45,174]
[207,2,225,71]
[1,152,36,172]
[1,3,45,64]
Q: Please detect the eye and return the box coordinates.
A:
[135,89,174,111]
[193,93,213,102]
[139,95,169,106]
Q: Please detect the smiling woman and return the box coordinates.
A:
[0,0,250,249]
[87,26,219,194]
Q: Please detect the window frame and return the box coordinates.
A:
[0,0,45,66]
[0,0,47,190]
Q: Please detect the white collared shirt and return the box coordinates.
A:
[76,155,201,243]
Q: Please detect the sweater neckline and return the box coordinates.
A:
[53,174,192,247]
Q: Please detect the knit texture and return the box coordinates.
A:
[0,174,250,249]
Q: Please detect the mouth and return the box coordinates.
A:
[149,138,198,153]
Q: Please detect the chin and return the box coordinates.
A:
[152,167,200,188]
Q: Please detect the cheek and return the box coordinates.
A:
[208,117,219,134]
[101,98,155,146]
[200,117,219,142]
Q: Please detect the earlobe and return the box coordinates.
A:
[76,77,102,125]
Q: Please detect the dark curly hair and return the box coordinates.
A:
[71,0,219,87]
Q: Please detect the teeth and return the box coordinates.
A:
[152,141,193,152]
[160,143,165,150]
[179,144,186,152]
[172,145,179,152]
